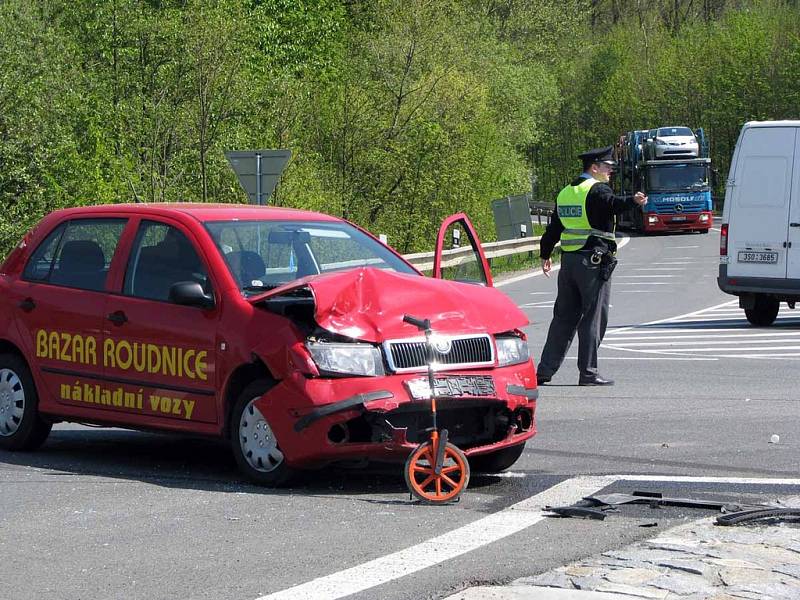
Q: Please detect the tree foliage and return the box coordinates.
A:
[1,0,799,259]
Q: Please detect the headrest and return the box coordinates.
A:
[59,240,105,272]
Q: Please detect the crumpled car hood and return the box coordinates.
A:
[249,267,528,342]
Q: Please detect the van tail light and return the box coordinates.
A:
[720,223,728,256]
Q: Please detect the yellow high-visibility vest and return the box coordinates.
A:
[557,177,616,252]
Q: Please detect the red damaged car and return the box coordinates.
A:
[0,204,537,485]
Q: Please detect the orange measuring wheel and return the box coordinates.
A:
[404,435,470,503]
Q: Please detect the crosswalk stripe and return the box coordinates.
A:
[603,300,800,360]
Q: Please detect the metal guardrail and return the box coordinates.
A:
[403,236,542,272]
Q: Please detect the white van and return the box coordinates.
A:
[718,120,800,325]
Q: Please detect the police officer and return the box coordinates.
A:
[536,146,647,386]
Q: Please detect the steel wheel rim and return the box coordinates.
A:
[239,397,284,473]
[0,368,25,437]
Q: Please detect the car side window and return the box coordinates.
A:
[22,224,66,282]
[124,221,211,302]
[23,219,126,291]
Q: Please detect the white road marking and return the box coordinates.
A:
[603,298,800,360]
[616,275,677,278]
[521,301,555,308]
[568,355,717,361]
[256,473,800,600]
[632,268,684,271]
[614,282,672,285]
[256,476,615,600]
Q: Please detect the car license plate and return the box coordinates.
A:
[405,375,496,400]
[671,216,687,222]
[738,251,778,264]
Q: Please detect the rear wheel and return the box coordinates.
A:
[230,380,296,486]
[469,442,526,473]
[745,295,779,326]
[0,353,51,450]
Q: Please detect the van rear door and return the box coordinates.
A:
[785,128,800,280]
[727,125,795,280]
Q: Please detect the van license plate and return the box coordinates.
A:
[738,251,778,264]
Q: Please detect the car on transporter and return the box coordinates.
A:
[0,204,538,485]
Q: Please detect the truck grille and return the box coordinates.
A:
[384,334,494,372]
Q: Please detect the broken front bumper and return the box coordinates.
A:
[256,362,538,468]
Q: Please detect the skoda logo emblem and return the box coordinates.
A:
[431,336,452,354]
[674,203,684,213]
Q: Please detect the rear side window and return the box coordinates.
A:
[22,219,126,291]
[124,221,211,302]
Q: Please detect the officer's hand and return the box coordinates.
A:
[542,258,552,277]
[634,192,648,206]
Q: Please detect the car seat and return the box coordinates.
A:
[52,240,106,291]
[225,250,266,288]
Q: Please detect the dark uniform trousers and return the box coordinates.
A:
[537,251,611,380]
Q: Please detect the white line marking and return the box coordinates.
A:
[604,339,800,347]
[632,268,684,271]
[528,292,552,295]
[616,275,677,278]
[256,476,615,600]
[605,332,800,341]
[606,300,738,336]
[256,473,800,600]
[570,355,718,361]
[615,282,672,285]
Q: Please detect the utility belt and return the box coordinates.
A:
[584,248,617,281]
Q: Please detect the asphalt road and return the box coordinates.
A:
[3,226,800,600]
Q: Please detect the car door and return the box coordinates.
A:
[727,125,795,280]
[433,213,493,287]
[12,217,127,415]
[103,218,220,429]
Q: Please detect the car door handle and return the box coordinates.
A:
[791,223,800,227]
[18,297,35,312]
[107,310,128,325]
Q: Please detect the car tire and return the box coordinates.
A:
[745,295,779,327]
[230,379,296,487]
[469,442,526,474]
[0,353,52,450]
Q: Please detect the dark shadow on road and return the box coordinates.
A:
[0,427,520,497]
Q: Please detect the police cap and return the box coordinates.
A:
[578,145,616,166]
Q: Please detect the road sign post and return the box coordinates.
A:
[225,149,291,205]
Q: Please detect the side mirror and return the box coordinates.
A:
[169,281,215,309]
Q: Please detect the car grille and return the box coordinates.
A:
[384,334,494,372]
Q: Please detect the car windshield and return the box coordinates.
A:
[657,127,693,137]
[646,164,709,192]
[205,219,418,294]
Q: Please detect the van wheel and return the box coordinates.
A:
[0,353,52,450]
[469,443,526,473]
[745,296,779,326]
[230,380,296,487]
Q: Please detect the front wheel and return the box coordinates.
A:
[405,440,469,503]
[469,442,526,473]
[745,295,779,326]
[0,353,51,450]
[230,380,296,487]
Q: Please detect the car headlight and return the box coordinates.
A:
[495,336,530,367]
[305,341,385,376]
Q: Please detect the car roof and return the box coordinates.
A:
[50,203,342,223]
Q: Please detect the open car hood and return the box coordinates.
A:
[248,268,528,342]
